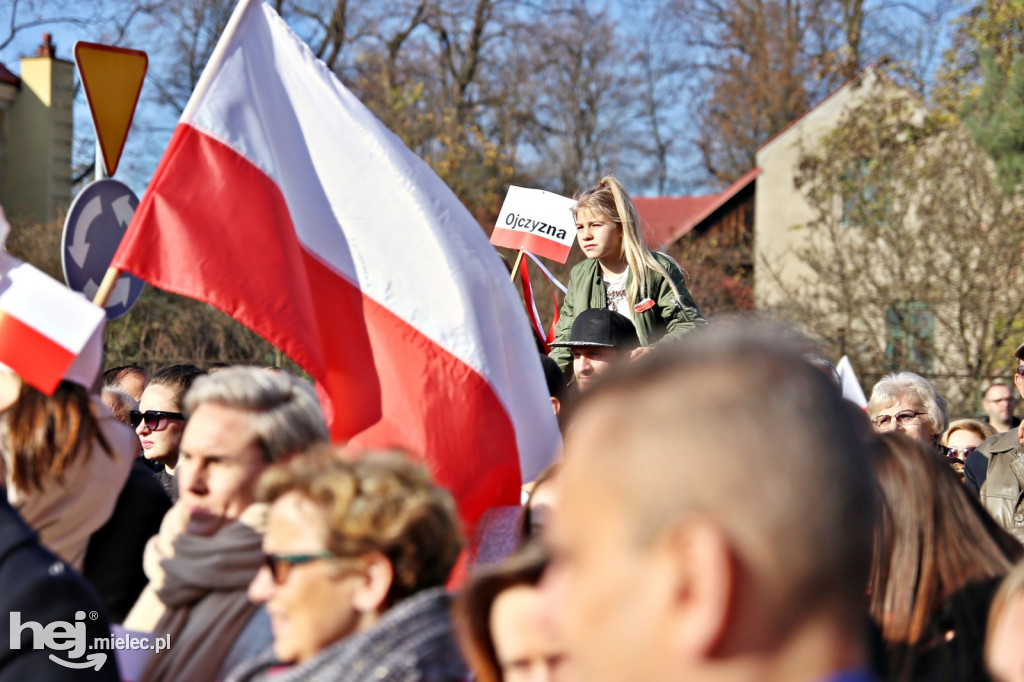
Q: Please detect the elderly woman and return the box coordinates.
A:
[225,447,466,682]
[868,371,949,450]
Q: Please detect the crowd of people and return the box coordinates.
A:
[4,176,1024,682]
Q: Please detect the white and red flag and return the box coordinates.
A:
[0,251,106,395]
[111,0,559,527]
[490,186,578,263]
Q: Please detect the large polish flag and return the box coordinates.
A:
[111,0,559,526]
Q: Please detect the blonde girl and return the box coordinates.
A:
[549,176,706,378]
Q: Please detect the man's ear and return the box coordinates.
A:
[550,396,561,417]
[662,517,733,662]
[351,552,394,615]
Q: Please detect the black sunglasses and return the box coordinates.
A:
[129,410,185,431]
[263,552,336,584]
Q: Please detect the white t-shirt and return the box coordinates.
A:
[603,269,631,318]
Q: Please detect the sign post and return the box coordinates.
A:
[490,187,576,349]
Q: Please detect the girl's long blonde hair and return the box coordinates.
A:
[573,175,681,307]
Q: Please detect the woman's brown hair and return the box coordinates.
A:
[869,432,1023,644]
[3,380,111,492]
[453,542,548,682]
[258,446,463,604]
[518,461,560,544]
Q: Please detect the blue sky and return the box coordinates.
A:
[0,0,965,201]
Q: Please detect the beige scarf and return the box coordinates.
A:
[3,396,137,570]
[125,502,267,682]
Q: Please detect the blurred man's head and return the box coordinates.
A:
[543,322,877,682]
[550,309,639,391]
[178,367,329,537]
[982,380,1015,428]
[103,365,149,402]
[101,388,138,427]
[540,354,568,417]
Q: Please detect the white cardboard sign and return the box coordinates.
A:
[490,186,577,263]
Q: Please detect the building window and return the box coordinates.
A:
[886,301,934,372]
[841,159,891,227]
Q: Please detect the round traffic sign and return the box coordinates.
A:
[62,179,145,320]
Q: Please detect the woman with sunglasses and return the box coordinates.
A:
[225,447,466,682]
[136,364,206,501]
[941,418,996,484]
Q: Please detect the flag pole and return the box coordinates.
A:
[92,266,121,308]
[509,249,525,281]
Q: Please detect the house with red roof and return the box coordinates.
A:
[634,168,759,312]
[633,69,886,315]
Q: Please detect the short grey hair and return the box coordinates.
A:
[868,371,949,436]
[101,388,138,427]
[183,366,329,461]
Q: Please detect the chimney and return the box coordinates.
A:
[36,33,55,58]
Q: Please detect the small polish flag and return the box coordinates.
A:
[0,252,106,394]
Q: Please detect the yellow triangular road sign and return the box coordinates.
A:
[74,42,147,177]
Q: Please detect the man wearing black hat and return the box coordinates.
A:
[970,340,1024,541]
[549,308,640,392]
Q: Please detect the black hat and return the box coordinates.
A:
[549,308,640,351]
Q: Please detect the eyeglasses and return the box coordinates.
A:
[263,552,337,584]
[942,444,974,458]
[871,410,926,429]
[129,410,185,431]
[1016,366,1024,378]
[946,446,977,460]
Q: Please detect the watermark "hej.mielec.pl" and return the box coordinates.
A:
[10,611,171,670]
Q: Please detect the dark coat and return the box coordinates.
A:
[138,456,178,502]
[83,460,172,622]
[0,495,120,681]
[871,578,999,682]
